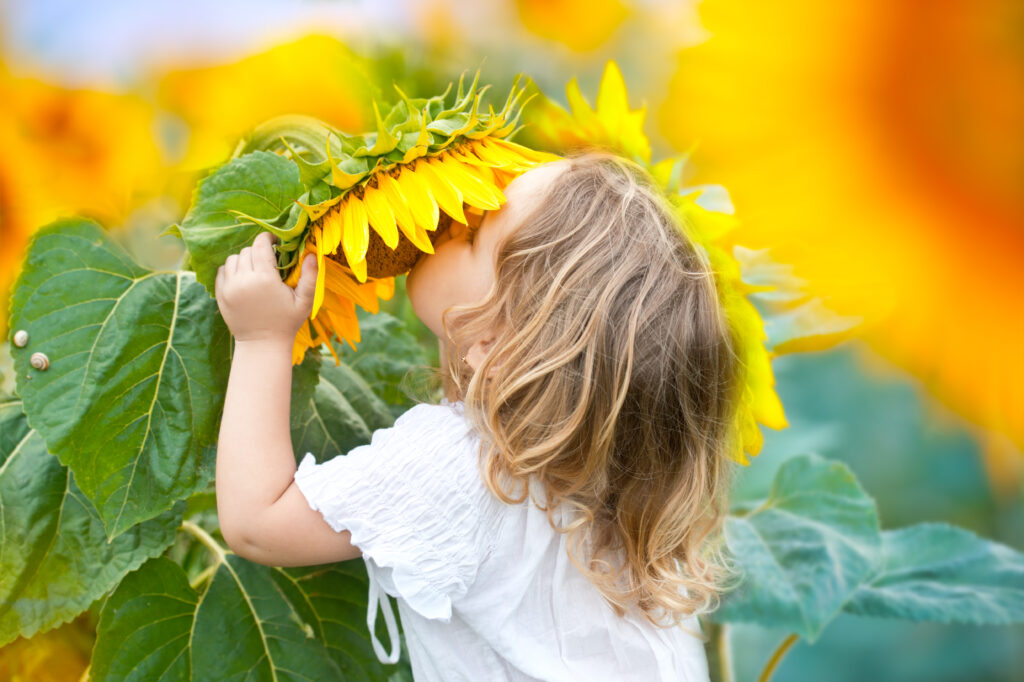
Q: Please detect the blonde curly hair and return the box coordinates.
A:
[440,149,745,628]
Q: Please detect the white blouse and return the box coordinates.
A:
[294,401,711,681]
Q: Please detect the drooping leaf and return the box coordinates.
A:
[0,401,181,646]
[93,556,400,681]
[291,347,395,461]
[714,453,882,642]
[179,150,306,295]
[844,522,1024,625]
[8,218,230,538]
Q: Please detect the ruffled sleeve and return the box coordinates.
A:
[293,401,499,631]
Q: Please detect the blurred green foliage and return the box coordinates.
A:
[728,341,1024,682]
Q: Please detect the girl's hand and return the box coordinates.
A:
[215,231,319,344]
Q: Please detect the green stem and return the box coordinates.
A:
[704,621,734,682]
[758,633,799,682]
[189,563,218,590]
[180,520,228,565]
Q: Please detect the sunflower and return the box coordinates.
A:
[222,71,561,366]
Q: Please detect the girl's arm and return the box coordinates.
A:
[214,232,362,566]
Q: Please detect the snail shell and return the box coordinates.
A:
[30,352,49,371]
[13,330,29,347]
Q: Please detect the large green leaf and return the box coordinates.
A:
[715,453,882,642]
[291,347,395,461]
[179,151,306,295]
[0,400,181,646]
[338,312,434,414]
[844,522,1024,625]
[8,218,230,538]
[93,555,400,681]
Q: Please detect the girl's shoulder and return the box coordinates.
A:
[389,399,473,445]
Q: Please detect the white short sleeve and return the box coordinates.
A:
[293,401,498,624]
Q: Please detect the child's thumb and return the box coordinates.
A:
[294,254,318,310]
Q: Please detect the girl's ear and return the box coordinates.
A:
[465,335,498,374]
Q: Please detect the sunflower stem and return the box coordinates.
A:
[705,621,734,682]
[758,633,799,682]
[180,520,228,567]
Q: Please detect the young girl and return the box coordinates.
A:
[214,150,743,681]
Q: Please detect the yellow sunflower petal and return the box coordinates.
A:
[349,253,367,283]
[324,257,381,312]
[488,137,562,165]
[432,155,503,211]
[320,206,343,256]
[410,223,435,254]
[471,138,530,170]
[471,163,499,189]
[378,173,432,252]
[310,315,341,366]
[361,183,399,248]
[415,159,467,224]
[449,145,495,168]
[311,227,326,319]
[396,165,440,230]
[341,197,370,282]
[476,137,535,168]
[491,168,519,190]
[324,296,360,349]
[375,276,395,301]
[292,321,314,366]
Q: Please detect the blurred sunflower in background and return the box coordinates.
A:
[656,0,1024,494]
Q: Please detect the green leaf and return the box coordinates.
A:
[93,556,401,681]
[291,348,394,461]
[715,453,882,642]
[338,312,433,414]
[0,400,181,646]
[179,151,306,295]
[8,218,230,538]
[0,343,14,400]
[844,522,1024,625]
[271,562,403,679]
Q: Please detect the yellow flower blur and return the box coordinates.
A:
[658,0,1024,490]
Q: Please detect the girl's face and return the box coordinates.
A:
[406,160,568,339]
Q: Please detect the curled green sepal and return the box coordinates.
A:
[326,133,371,189]
[352,99,401,158]
[228,203,307,241]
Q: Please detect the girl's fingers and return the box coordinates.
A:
[226,253,239,274]
[252,231,277,273]
[238,246,253,272]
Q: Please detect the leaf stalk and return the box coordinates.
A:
[758,633,799,682]
[180,520,228,566]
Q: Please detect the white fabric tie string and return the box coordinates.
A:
[367,571,402,664]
